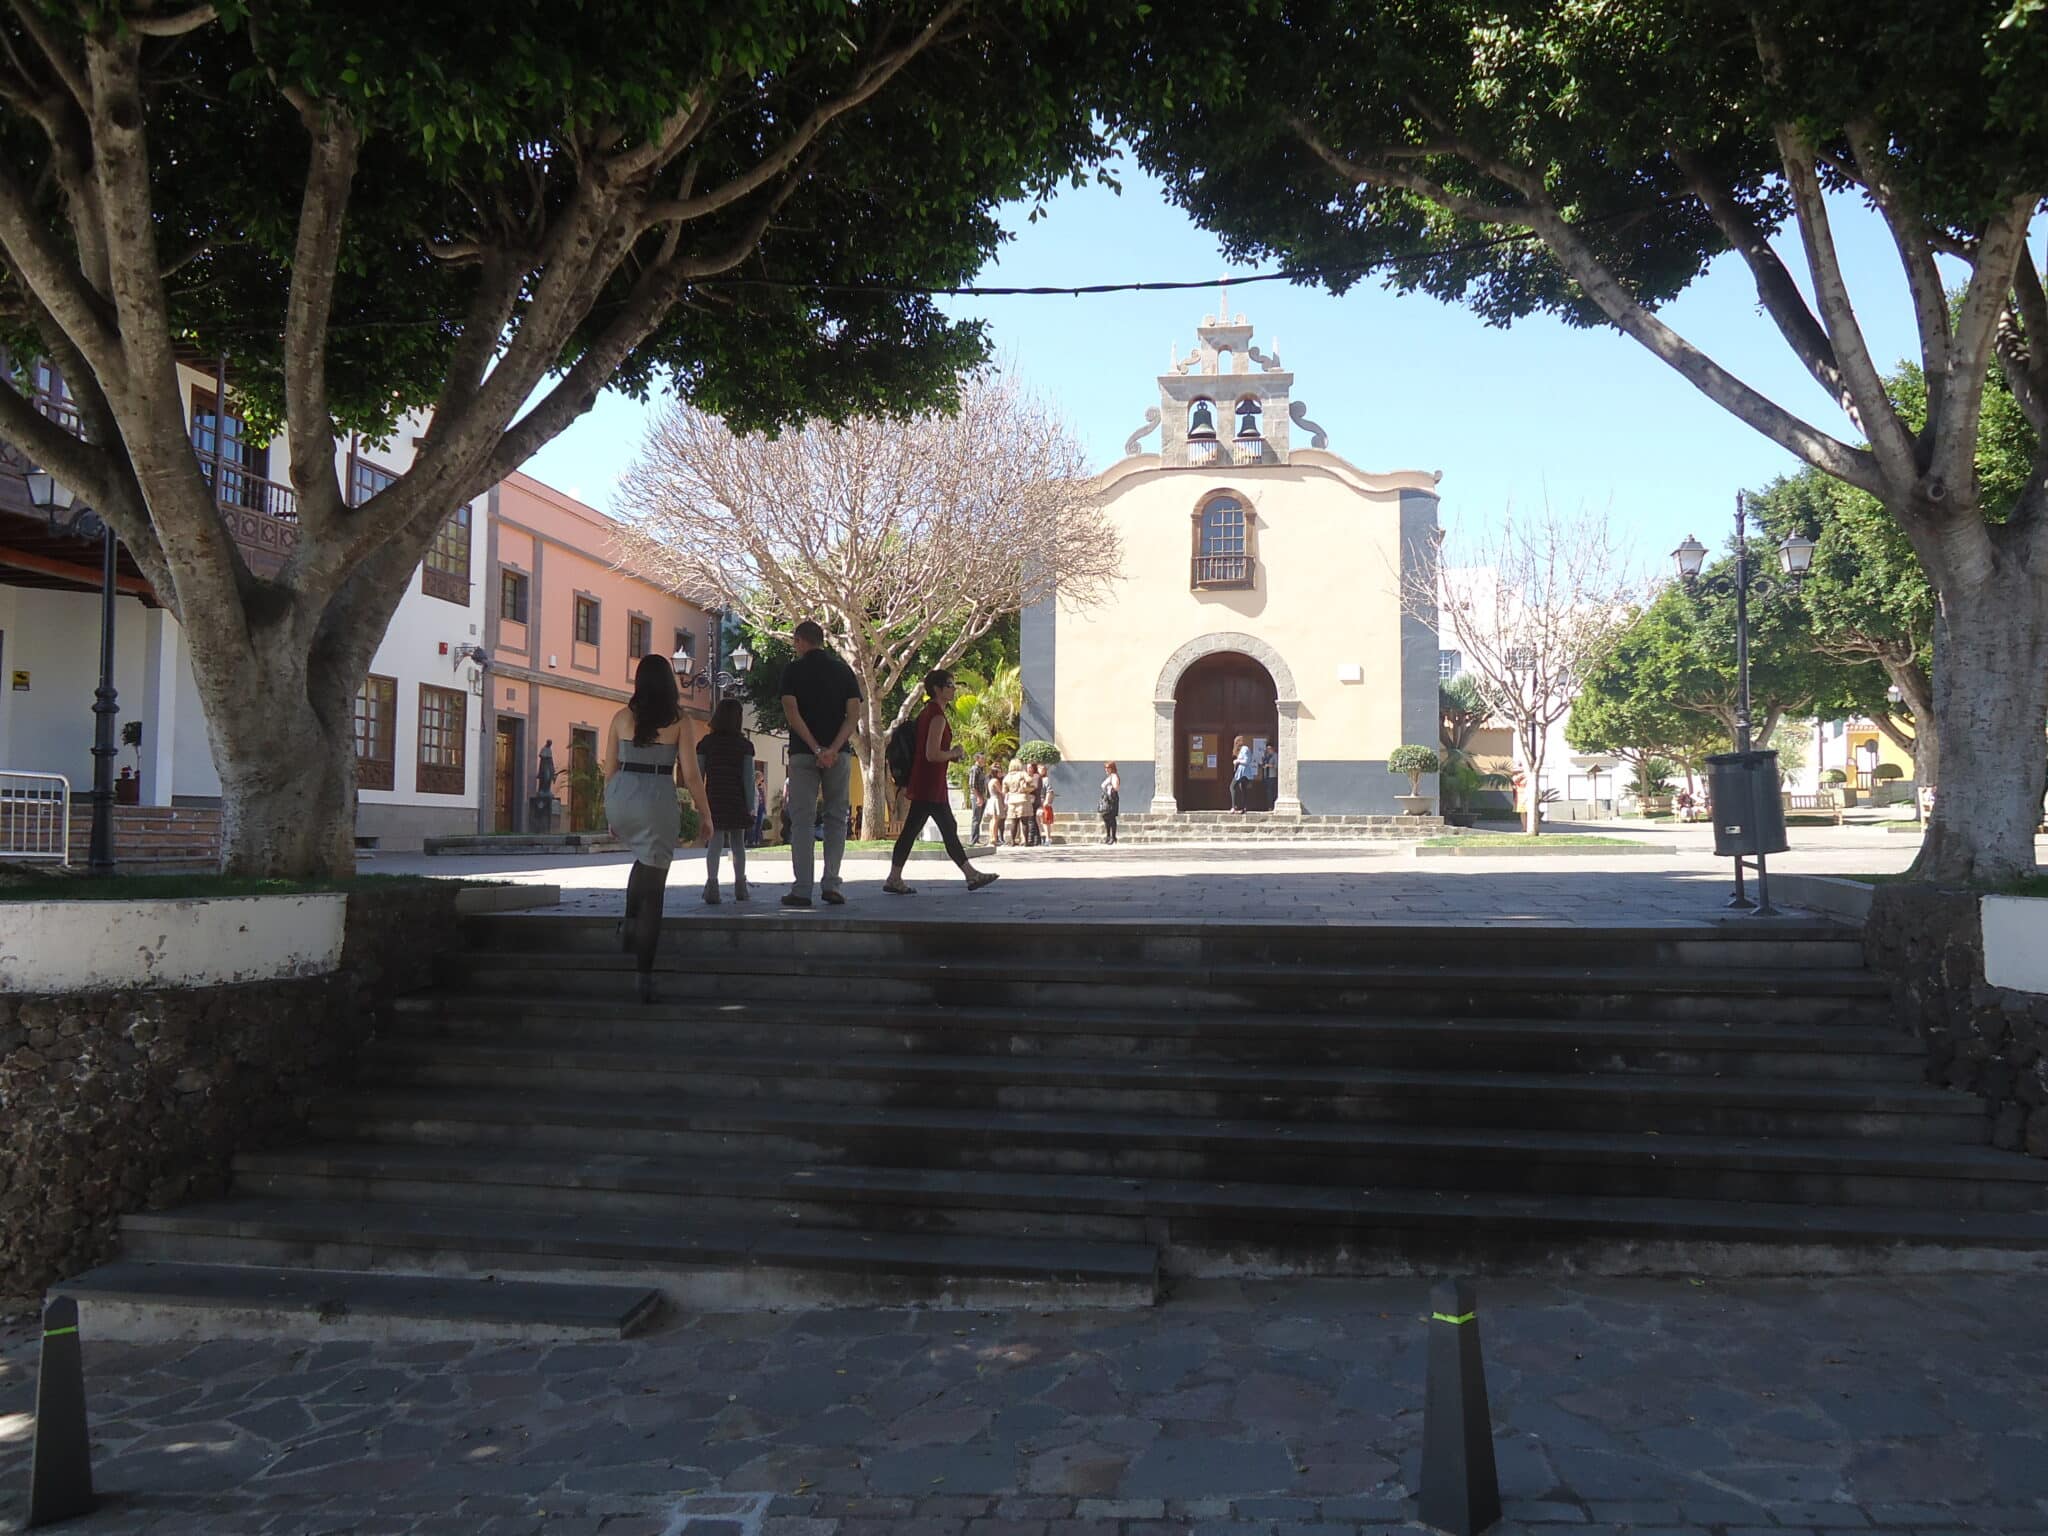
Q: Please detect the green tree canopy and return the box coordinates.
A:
[0,1,1118,874]
[1569,550,1890,768]
[1116,0,2048,881]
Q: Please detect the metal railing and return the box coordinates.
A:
[1191,553,1255,589]
[0,771,71,864]
[195,448,300,522]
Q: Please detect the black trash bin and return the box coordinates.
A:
[1706,750,1787,858]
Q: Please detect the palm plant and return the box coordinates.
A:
[952,663,1024,770]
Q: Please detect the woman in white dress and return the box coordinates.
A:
[605,655,710,1002]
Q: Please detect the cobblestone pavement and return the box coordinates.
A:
[372,822,2046,927]
[3,1275,2044,1535]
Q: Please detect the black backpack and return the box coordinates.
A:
[885,718,919,788]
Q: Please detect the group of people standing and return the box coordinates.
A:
[602,623,1005,999]
[1231,736,1280,813]
[967,755,1059,848]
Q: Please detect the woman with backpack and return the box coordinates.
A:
[1099,760,1121,844]
[881,670,1000,896]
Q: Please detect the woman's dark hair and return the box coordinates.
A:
[923,668,954,696]
[709,698,745,736]
[628,654,681,745]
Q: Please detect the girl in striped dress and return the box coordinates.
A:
[694,698,756,904]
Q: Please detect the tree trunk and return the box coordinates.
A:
[202,669,360,879]
[180,587,370,879]
[1523,739,1543,836]
[1879,663,1938,787]
[1912,575,2048,885]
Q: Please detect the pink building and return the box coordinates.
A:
[485,473,715,833]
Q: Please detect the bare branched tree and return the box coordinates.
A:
[617,373,1120,834]
[1404,505,1636,835]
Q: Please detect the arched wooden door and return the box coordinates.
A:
[1174,652,1278,811]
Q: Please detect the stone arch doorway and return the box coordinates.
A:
[1151,632,1303,815]
[1173,653,1278,811]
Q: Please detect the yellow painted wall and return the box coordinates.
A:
[1052,452,1431,766]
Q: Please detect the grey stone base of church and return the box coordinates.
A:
[1051,759,1433,816]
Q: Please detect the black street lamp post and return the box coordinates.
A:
[1672,491,1816,914]
[25,469,119,877]
[671,621,754,702]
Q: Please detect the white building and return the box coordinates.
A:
[0,360,487,853]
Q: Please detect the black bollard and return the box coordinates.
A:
[28,1296,96,1528]
[1418,1277,1501,1536]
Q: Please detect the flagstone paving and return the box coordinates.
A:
[375,820,2031,927]
[3,1275,2044,1534]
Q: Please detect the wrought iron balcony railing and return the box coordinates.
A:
[1191,553,1256,590]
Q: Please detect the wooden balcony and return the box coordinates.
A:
[194,437,299,576]
[1192,553,1256,590]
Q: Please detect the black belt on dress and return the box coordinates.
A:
[618,762,672,775]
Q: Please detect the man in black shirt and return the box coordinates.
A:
[778,619,863,907]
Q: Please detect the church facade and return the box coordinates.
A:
[1023,308,1441,816]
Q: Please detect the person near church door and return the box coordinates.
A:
[986,767,1007,848]
[694,698,755,904]
[1230,735,1257,813]
[778,619,862,908]
[604,654,710,1003]
[1002,758,1034,846]
[751,763,768,847]
[1036,764,1056,841]
[881,670,999,897]
[1099,761,1121,844]
[1260,742,1278,811]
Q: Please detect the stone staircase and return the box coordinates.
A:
[58,915,2048,1337]
[1050,810,1442,843]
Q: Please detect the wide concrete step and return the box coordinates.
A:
[459,913,1867,973]
[395,995,1922,1079]
[117,1198,1160,1309]
[439,951,1885,1024]
[52,1260,662,1341]
[362,1040,1973,1141]
[308,1090,2048,1211]
[219,1149,2048,1278]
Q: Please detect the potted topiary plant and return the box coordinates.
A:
[1388,743,1440,816]
[1014,740,1062,766]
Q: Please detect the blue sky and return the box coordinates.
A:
[521,159,1931,573]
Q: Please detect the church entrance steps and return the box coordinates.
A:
[71,914,2048,1332]
[1049,811,1443,843]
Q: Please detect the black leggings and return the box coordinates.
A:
[893,798,969,868]
[1102,813,1117,843]
[623,860,669,975]
[1231,777,1254,811]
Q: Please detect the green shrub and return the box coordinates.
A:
[677,796,701,843]
[1388,743,1441,794]
[1629,756,1678,797]
[1874,762,1905,781]
[1015,740,1062,766]
[1821,768,1847,785]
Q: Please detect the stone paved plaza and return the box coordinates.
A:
[2,1275,2045,1535]
[379,820,2026,928]
[8,828,2045,1534]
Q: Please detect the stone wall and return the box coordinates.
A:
[1865,884,2048,1158]
[0,884,461,1301]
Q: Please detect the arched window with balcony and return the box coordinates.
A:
[1191,492,1256,590]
